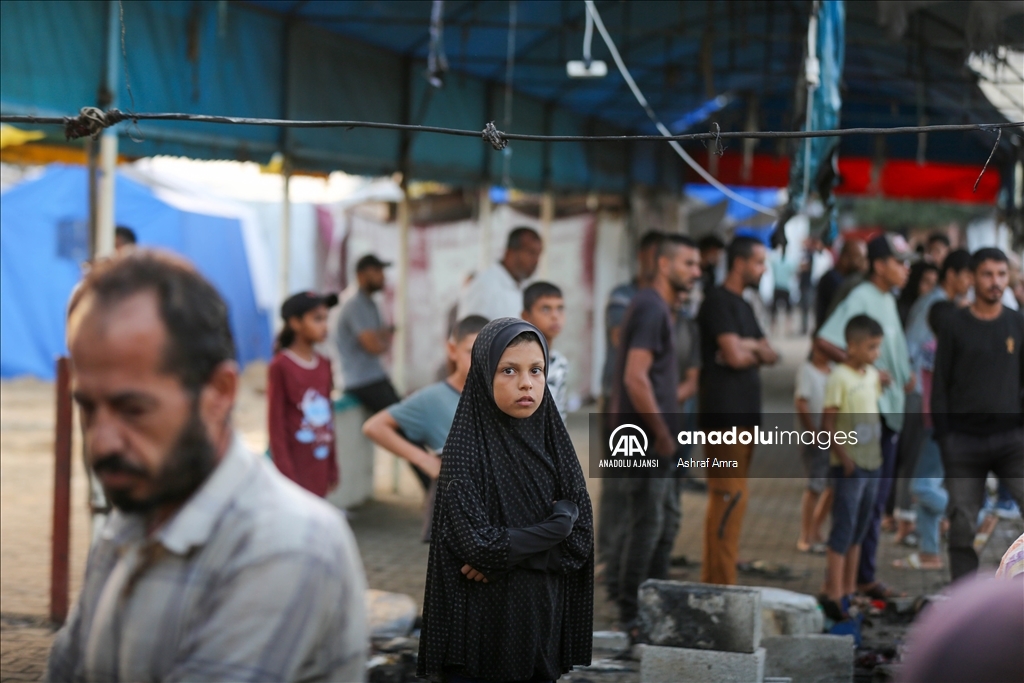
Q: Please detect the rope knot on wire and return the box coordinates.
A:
[482,121,508,150]
[63,107,131,140]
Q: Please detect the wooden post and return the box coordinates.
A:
[50,357,73,625]
[539,191,554,277]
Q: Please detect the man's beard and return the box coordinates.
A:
[669,275,693,294]
[93,405,218,515]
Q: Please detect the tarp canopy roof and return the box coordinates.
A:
[1,0,1021,193]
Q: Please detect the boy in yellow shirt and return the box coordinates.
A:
[821,315,884,609]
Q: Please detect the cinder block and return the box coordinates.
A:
[757,587,825,637]
[592,630,629,653]
[762,634,854,683]
[639,580,762,653]
[641,644,766,683]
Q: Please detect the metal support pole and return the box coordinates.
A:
[801,5,820,206]
[479,185,493,271]
[539,192,554,277]
[50,357,73,625]
[95,0,121,258]
[279,164,292,313]
[394,193,410,396]
[87,138,99,258]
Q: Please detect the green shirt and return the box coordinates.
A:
[816,281,911,431]
[824,363,883,470]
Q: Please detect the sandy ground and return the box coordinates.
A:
[2,332,1019,682]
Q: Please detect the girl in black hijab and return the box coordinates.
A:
[418,318,594,683]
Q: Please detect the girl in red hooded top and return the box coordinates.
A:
[267,291,339,497]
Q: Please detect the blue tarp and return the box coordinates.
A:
[0,165,271,380]
[685,183,783,224]
[2,1,1016,193]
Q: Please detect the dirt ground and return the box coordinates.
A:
[2,334,1018,682]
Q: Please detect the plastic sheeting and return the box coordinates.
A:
[685,183,785,224]
[0,165,271,379]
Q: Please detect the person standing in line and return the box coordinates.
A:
[363,316,487,542]
[798,247,815,335]
[607,235,701,635]
[891,249,971,554]
[815,239,868,332]
[114,226,137,253]
[672,287,706,493]
[769,248,798,336]
[457,227,543,321]
[923,231,951,267]
[417,319,593,682]
[268,292,340,498]
[335,254,398,411]
[597,231,664,577]
[794,343,833,554]
[814,233,913,600]
[697,236,779,586]
[932,247,1024,581]
[522,281,570,421]
[50,252,366,682]
[698,234,726,294]
[821,315,885,613]
[897,261,940,328]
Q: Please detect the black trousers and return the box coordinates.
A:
[348,378,432,491]
[614,477,680,627]
[941,428,1024,580]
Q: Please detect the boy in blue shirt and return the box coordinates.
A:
[362,316,487,539]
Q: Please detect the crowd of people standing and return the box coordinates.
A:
[44,218,1022,681]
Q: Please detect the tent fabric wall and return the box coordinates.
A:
[0,166,271,380]
[0,1,639,190]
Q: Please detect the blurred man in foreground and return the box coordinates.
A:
[49,251,366,683]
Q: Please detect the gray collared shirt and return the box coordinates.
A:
[46,437,367,682]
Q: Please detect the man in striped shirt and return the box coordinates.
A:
[49,251,366,683]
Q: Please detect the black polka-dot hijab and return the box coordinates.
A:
[418,318,594,681]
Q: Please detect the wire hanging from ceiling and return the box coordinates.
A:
[582,0,778,217]
[501,0,518,188]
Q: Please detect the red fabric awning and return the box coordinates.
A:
[694,154,1000,203]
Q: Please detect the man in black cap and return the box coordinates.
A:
[815,233,913,599]
[335,254,398,413]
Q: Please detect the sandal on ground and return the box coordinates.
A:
[797,541,828,554]
[896,532,920,548]
[892,552,943,570]
[857,581,906,600]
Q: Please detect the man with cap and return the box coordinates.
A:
[814,233,913,599]
[457,226,543,321]
[335,254,399,413]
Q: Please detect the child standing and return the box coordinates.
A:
[821,315,885,609]
[362,315,488,540]
[268,291,340,497]
[521,281,570,421]
[418,318,593,681]
[795,344,833,553]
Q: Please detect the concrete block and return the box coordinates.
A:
[592,630,629,653]
[638,580,762,653]
[762,634,854,683]
[641,644,765,683]
[757,587,825,636]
